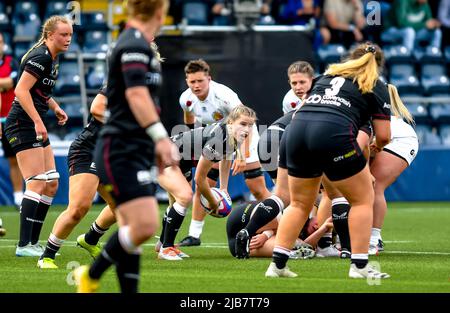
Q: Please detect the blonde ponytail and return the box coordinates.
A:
[388,84,414,124]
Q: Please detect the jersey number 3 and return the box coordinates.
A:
[325,77,345,97]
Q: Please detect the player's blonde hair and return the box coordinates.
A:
[388,84,414,124]
[226,105,257,160]
[127,0,169,22]
[21,15,71,63]
[325,42,384,94]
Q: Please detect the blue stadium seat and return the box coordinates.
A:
[63,103,83,119]
[429,103,450,124]
[416,46,443,64]
[318,44,346,64]
[64,127,83,141]
[13,41,32,60]
[81,12,108,31]
[54,61,80,95]
[0,12,10,31]
[66,31,81,54]
[12,1,41,41]
[445,46,450,63]
[82,31,108,54]
[47,132,62,142]
[182,1,209,25]
[415,124,441,146]
[45,1,67,19]
[420,64,450,95]
[439,124,450,146]
[389,63,421,95]
[86,62,106,90]
[406,103,430,124]
[2,32,13,56]
[383,45,412,64]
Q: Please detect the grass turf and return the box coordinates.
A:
[0,202,449,293]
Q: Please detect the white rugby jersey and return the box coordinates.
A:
[391,116,417,139]
[282,89,302,114]
[179,81,242,124]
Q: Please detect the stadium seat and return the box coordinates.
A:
[54,61,81,95]
[45,1,67,19]
[82,31,108,54]
[2,32,13,55]
[86,62,106,90]
[182,1,210,25]
[445,46,450,63]
[406,103,430,124]
[415,124,441,146]
[420,64,450,95]
[429,103,450,125]
[63,103,83,119]
[383,45,412,64]
[439,124,450,146]
[389,63,422,95]
[12,1,41,42]
[416,46,443,64]
[63,127,83,141]
[0,12,10,31]
[13,41,32,60]
[81,12,109,31]
[47,132,62,143]
[318,44,346,64]
[66,31,81,54]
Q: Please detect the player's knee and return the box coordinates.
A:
[136,220,159,241]
[178,189,193,208]
[45,180,59,196]
[68,207,87,223]
[25,174,47,194]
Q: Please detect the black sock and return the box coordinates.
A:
[318,233,332,249]
[158,208,169,244]
[89,231,127,280]
[162,206,185,248]
[41,234,64,260]
[351,256,368,269]
[116,252,140,293]
[332,199,351,251]
[18,195,40,247]
[85,222,109,246]
[272,247,290,269]
[31,198,52,245]
[246,197,282,236]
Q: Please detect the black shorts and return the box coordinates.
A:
[225,202,256,257]
[3,122,50,154]
[94,135,157,206]
[1,122,14,157]
[278,125,289,171]
[67,128,98,176]
[286,112,367,181]
[258,127,283,180]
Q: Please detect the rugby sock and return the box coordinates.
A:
[188,220,204,239]
[318,232,333,249]
[116,251,141,293]
[18,190,41,247]
[41,233,64,260]
[272,246,291,269]
[370,228,381,246]
[331,197,351,251]
[351,253,369,269]
[158,207,171,244]
[84,222,109,246]
[89,231,126,279]
[31,195,53,245]
[245,195,284,236]
[162,203,186,248]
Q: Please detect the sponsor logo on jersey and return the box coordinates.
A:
[121,52,149,64]
[383,102,391,109]
[146,72,162,85]
[51,64,59,77]
[27,60,45,71]
[333,149,356,162]
[42,78,56,86]
[204,144,221,158]
[212,111,224,121]
[90,162,96,170]
[8,137,17,144]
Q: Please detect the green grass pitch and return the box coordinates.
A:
[0,202,449,293]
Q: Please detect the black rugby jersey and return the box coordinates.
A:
[8,44,59,122]
[172,122,237,163]
[101,27,162,137]
[299,75,390,129]
[271,110,294,130]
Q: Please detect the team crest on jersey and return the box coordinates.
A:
[51,64,59,77]
[212,111,224,121]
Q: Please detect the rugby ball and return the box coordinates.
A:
[200,187,232,218]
